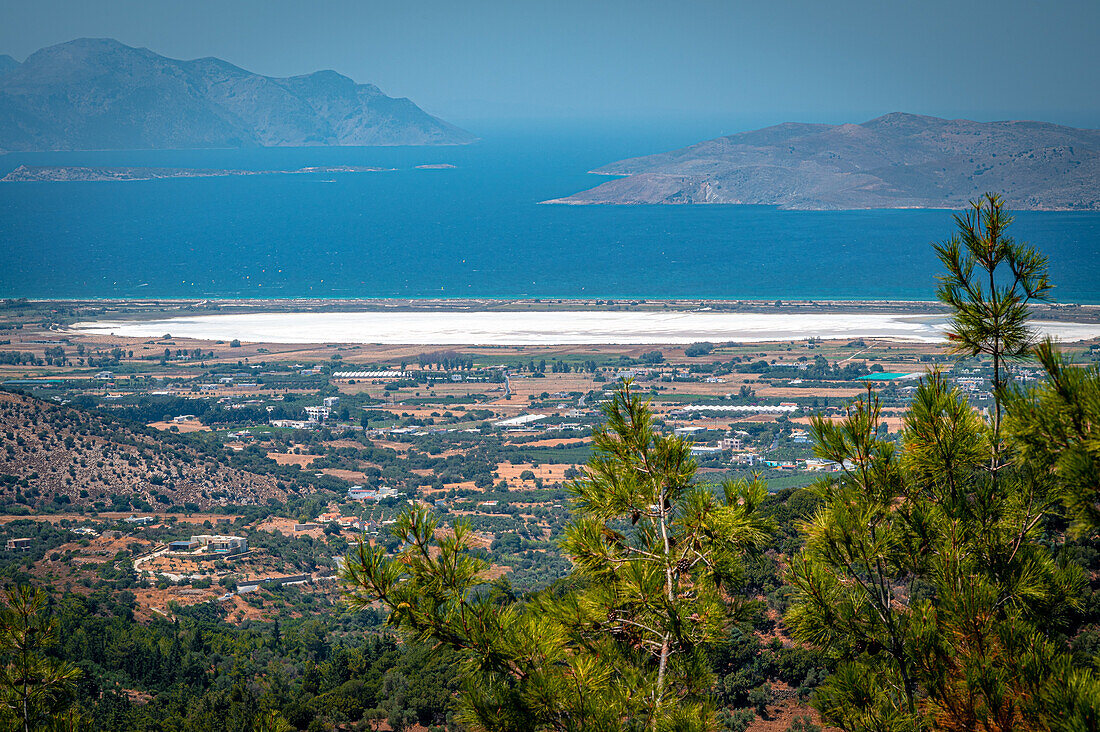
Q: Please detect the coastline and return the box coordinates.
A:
[14,297,1096,319]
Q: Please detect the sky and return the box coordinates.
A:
[1,0,1098,131]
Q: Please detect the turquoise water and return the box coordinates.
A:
[859,373,916,381]
[2,123,1099,301]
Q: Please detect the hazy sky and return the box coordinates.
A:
[2,0,1098,129]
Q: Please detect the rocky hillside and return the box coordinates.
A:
[0,390,284,511]
[546,113,1100,210]
[0,38,475,151]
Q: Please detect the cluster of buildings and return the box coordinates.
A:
[684,431,756,463]
[313,511,393,533]
[347,485,400,502]
[168,534,248,554]
[270,396,342,429]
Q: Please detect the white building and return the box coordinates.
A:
[347,485,400,502]
[305,405,331,423]
[190,535,248,553]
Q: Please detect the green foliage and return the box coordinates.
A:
[786,374,1098,731]
[0,585,81,731]
[785,195,1097,732]
[343,379,773,731]
[1007,338,1100,537]
[934,192,1052,448]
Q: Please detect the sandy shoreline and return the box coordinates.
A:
[70,310,1100,345]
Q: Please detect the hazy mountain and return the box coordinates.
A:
[0,38,475,151]
[547,113,1100,210]
[0,55,18,76]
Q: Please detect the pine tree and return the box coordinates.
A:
[342,379,772,731]
[934,192,1051,469]
[1006,338,1100,537]
[786,375,1091,731]
[787,196,1098,732]
[0,586,81,732]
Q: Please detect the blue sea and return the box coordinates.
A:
[2,122,1099,302]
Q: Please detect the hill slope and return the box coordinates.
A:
[546,113,1100,210]
[0,390,285,511]
[0,38,475,151]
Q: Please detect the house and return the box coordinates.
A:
[6,538,32,551]
[269,419,314,429]
[323,396,340,408]
[689,445,724,456]
[124,515,156,525]
[169,539,201,551]
[305,405,331,423]
[720,436,743,451]
[191,535,248,553]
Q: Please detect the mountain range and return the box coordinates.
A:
[0,38,475,151]
[546,113,1100,210]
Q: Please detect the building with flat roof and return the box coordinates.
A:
[347,485,399,502]
[305,405,331,423]
[191,535,247,553]
[6,538,32,551]
[721,436,744,451]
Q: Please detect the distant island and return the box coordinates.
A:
[1,165,395,182]
[0,38,476,151]
[545,113,1100,210]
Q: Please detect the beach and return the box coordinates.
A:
[70,310,1100,345]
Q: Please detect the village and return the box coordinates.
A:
[1,300,1095,623]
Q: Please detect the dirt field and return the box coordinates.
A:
[148,419,212,433]
[495,462,576,485]
[255,516,326,539]
[321,468,370,482]
[506,437,591,447]
[266,452,322,466]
